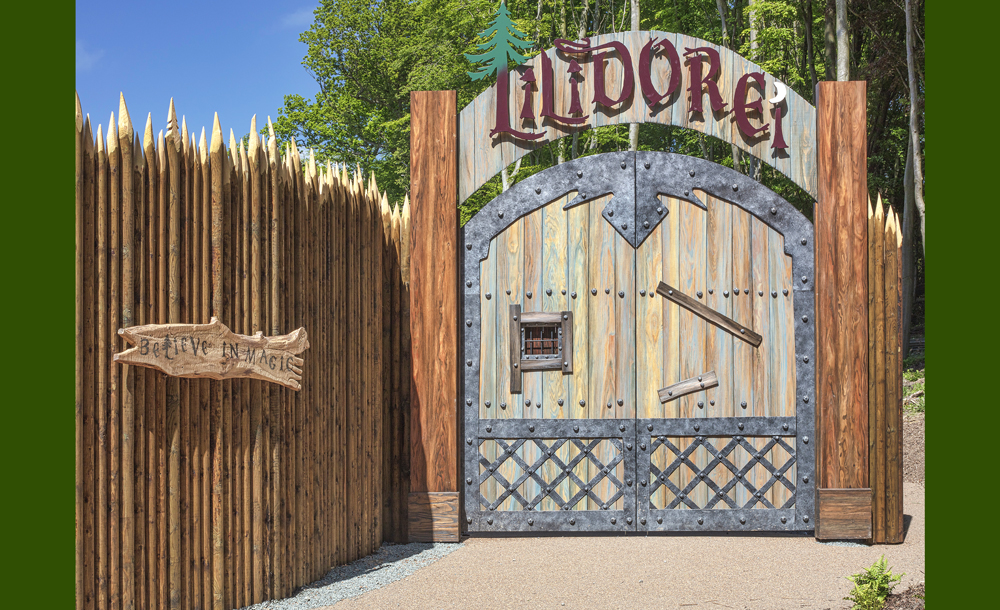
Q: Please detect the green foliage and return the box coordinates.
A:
[465,1,533,80]
[844,556,904,610]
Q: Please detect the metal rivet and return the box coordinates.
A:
[643,221,649,228]
[485,425,492,432]
[506,289,511,295]
[781,517,787,524]
[698,517,704,524]
[626,517,632,524]
[528,424,534,432]
[602,503,608,510]
[668,289,674,295]
[618,290,625,298]
[592,288,598,295]
[500,402,506,409]
[770,207,777,215]
[802,436,809,444]
[546,288,552,296]
[667,390,673,396]
[579,399,586,407]
[466,243,472,250]
[605,288,611,294]
[528,518,534,526]
[656,207,662,215]
[771,291,777,298]
[577,170,583,178]
[607,401,612,408]
[803,396,809,403]
[487,517,493,525]
[783,289,788,296]
[621,223,628,230]
[610,517,616,524]
[689,170,695,177]
[525,399,531,407]
[486,293,492,299]
[698,376,702,382]
[640,443,646,450]
[466,280,473,287]
[617,398,624,406]
[802,316,808,323]
[640,517,647,525]
[639,289,647,296]
[647,423,653,431]
[485,401,492,409]
[498,211,504,219]
[621,161,627,169]
[619,424,626,432]
[466,359,473,366]
[710,400,715,406]
[466,437,472,444]
[679,493,686,499]
[803,516,809,523]
[803,476,809,483]
[741,401,747,409]
[782,424,788,431]
[802,276,808,283]
[657,516,663,524]
[758,290,764,296]
[708,289,714,295]
[684,190,689,196]
[561,289,567,295]
[644,162,650,169]
[699,472,705,478]
[466,319,472,327]
[535,187,541,194]
[513,315,518,321]
[513,363,518,368]
[526,291,532,298]
[467,477,472,484]
[626,444,633,451]
[570,518,576,525]
[744,288,749,294]
[608,209,614,217]
[803,356,809,363]
[740,517,746,524]
[557,399,564,406]
[732,184,738,191]
[697,401,704,408]
[573,425,579,433]
[738,422,744,430]
[466,398,473,405]
[696,291,703,298]
[571,292,577,298]
[693,425,700,432]
[740,329,745,334]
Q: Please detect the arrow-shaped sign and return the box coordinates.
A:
[113,317,309,390]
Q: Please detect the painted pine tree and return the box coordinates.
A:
[465,1,542,139]
[464,1,533,80]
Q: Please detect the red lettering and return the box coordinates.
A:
[684,46,727,114]
[733,72,770,138]
[592,42,634,108]
[540,51,588,125]
[490,68,544,140]
[638,37,681,107]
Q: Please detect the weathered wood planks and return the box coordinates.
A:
[408,90,459,541]
[75,95,412,610]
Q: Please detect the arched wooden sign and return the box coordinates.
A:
[458,31,817,203]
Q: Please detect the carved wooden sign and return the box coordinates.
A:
[113,317,309,390]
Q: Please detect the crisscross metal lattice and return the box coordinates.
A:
[648,435,797,510]
[478,438,625,511]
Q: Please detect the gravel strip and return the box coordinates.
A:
[903,413,925,487]
[240,542,462,610]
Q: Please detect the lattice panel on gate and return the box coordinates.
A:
[478,438,625,511]
[647,436,797,510]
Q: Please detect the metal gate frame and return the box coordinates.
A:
[461,151,815,533]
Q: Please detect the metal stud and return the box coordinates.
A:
[500,402,506,409]
[626,443,633,451]
[732,184,738,191]
[781,516,787,524]
[573,425,579,432]
[557,399,564,406]
[803,396,809,403]
[621,223,628,230]
[528,424,534,432]
[487,517,493,525]
[708,289,714,295]
[466,280,473,287]
[770,207,777,215]
[535,187,541,194]
[605,288,611,294]
[626,517,632,524]
[740,517,746,524]
[803,516,809,523]
[466,243,472,250]
[639,289,647,296]
[513,315,518,321]
[570,518,576,525]
[679,493,686,499]
[608,209,614,217]
[466,477,472,484]
[803,476,809,483]
[647,423,653,431]
[571,291,577,299]
[772,291,778,298]
[693,424,700,432]
[546,288,552,296]
[506,289,511,295]
[698,376,703,382]
[607,401,612,409]
[657,516,663,524]
[466,437,472,444]
[591,288,598,295]
[802,316,808,323]
[744,288,749,294]
[513,363,518,368]
[525,399,531,407]
[668,289,673,295]
[621,161,627,169]
[802,276,808,283]
[710,400,715,406]
[619,424,626,432]
[656,207,662,214]
[579,399,586,407]
[467,359,473,366]
[561,289,567,295]
[577,170,583,178]
[698,517,704,524]
[758,290,764,296]
[617,398,624,406]
[783,289,789,296]
[689,170,696,177]
[644,161,650,169]
[697,401,704,408]
[466,398,473,405]
[526,291,532,298]
[741,401,747,409]
[619,290,625,298]
[486,293,492,299]
[696,291,703,298]
[640,442,646,450]
[643,221,649,228]
[466,319,472,327]
[528,518,534,526]
[738,422,744,430]
[611,517,616,524]
[498,211,505,219]
[802,436,809,444]
[803,356,809,363]
[782,423,788,431]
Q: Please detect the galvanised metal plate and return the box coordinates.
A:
[461,151,815,535]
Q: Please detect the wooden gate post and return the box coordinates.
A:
[815,81,872,540]
[408,90,460,542]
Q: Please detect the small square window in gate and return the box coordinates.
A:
[509,304,573,394]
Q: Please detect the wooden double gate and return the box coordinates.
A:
[461,151,815,533]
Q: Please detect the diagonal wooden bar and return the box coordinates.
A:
[657,370,720,404]
[656,281,762,347]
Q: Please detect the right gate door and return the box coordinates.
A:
[633,152,814,532]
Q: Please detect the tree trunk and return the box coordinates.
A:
[806,0,818,101]
[905,0,926,256]
[628,0,640,151]
[573,0,590,159]
[824,0,836,80]
[900,139,917,351]
[717,0,743,174]
[835,0,849,80]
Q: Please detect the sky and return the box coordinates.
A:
[76,1,322,144]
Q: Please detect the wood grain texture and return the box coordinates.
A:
[409,92,459,542]
[816,488,873,540]
[407,493,460,543]
[816,81,868,491]
[658,371,720,403]
[656,282,762,347]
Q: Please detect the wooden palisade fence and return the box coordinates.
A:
[868,196,904,544]
[75,93,412,610]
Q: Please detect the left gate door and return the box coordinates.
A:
[464,152,639,532]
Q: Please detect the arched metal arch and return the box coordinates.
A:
[461,151,816,532]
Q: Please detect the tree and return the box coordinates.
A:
[465,1,533,81]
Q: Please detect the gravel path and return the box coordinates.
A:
[903,413,925,487]
[239,543,462,610]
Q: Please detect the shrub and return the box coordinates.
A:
[844,556,903,610]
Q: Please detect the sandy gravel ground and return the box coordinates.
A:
[323,482,923,610]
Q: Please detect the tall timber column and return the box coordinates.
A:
[408,90,460,542]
